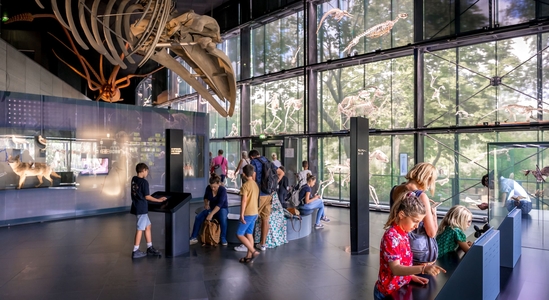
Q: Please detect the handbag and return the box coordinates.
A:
[409,221,438,264]
[283,208,302,232]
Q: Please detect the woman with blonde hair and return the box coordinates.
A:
[390,162,439,264]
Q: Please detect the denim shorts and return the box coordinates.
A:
[136,214,151,231]
[236,215,257,235]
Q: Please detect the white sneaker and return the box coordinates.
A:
[256,244,267,251]
[189,238,198,245]
[234,244,248,252]
[315,223,324,229]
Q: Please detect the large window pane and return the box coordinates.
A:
[425,35,541,127]
[424,0,489,40]
[250,77,304,135]
[317,0,413,62]
[251,12,304,76]
[318,56,414,132]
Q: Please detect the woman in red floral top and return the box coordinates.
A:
[374,192,446,300]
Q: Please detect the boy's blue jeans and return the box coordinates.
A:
[302,198,325,225]
[191,208,228,243]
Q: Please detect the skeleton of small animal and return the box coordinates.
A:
[338,87,383,128]
[435,178,450,186]
[456,110,475,118]
[317,168,335,199]
[479,104,549,122]
[316,8,353,34]
[250,119,263,135]
[264,93,283,133]
[523,165,549,182]
[369,149,389,163]
[228,123,238,137]
[210,124,217,138]
[183,161,194,177]
[283,96,304,132]
[290,46,301,66]
[429,73,446,108]
[226,170,237,186]
[343,13,408,55]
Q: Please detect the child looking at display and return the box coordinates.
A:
[374,192,446,300]
[436,205,473,257]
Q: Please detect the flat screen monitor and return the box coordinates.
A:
[80,157,109,175]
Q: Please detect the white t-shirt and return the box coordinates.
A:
[500,177,530,202]
[297,170,312,186]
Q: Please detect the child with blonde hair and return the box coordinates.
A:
[374,192,446,300]
[436,205,473,257]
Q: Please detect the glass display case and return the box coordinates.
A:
[487,142,547,219]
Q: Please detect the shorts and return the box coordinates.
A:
[236,215,258,235]
[258,195,272,220]
[136,214,151,231]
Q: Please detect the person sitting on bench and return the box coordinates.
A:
[299,174,330,229]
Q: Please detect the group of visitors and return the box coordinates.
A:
[375,162,476,299]
[192,149,331,262]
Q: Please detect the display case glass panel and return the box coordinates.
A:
[488,142,549,249]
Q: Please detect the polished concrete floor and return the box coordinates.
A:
[0,204,546,300]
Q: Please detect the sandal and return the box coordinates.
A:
[239,257,252,263]
[249,250,260,262]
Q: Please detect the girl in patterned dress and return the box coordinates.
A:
[374,192,446,300]
[254,192,288,248]
[436,205,473,258]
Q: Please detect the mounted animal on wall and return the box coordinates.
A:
[7,155,61,189]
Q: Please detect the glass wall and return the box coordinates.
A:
[317,0,414,62]
[251,12,305,76]
[424,34,543,128]
[251,77,304,135]
[173,1,549,210]
[318,56,414,131]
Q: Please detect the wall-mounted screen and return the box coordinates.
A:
[80,157,109,175]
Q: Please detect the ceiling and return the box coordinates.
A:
[1,0,229,17]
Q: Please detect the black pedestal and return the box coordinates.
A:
[149,191,192,257]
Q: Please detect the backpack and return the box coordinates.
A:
[212,157,225,176]
[287,179,305,208]
[199,219,220,246]
[258,157,278,194]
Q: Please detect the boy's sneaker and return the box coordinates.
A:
[190,238,198,245]
[221,240,228,246]
[256,244,267,251]
[132,250,147,259]
[147,246,161,256]
[234,244,247,252]
[315,223,324,229]
[321,216,331,223]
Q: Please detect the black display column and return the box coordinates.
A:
[350,117,369,255]
[166,129,184,192]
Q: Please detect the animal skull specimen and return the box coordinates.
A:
[33,0,236,117]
